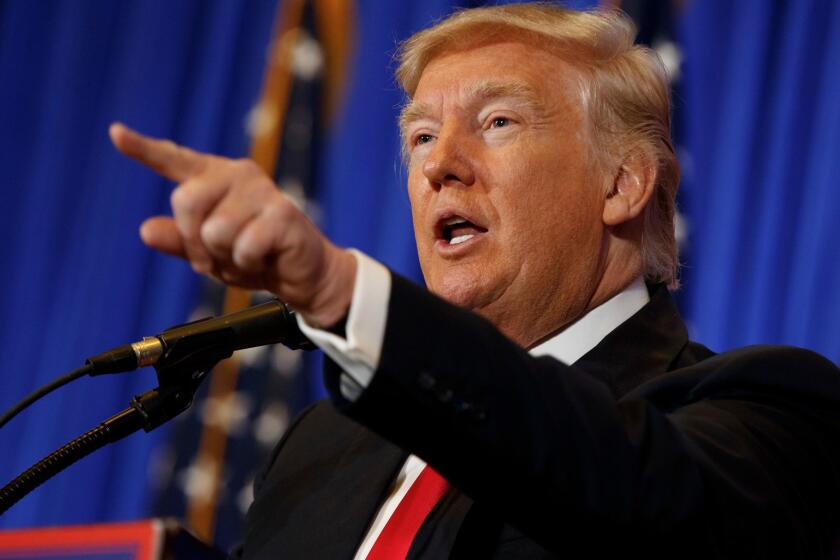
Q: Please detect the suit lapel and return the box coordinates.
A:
[314,406,409,557]
[250,402,407,559]
[574,283,690,398]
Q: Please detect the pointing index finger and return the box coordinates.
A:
[109,122,208,183]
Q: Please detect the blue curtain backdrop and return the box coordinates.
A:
[0,0,278,529]
[678,0,840,362]
[1,0,838,541]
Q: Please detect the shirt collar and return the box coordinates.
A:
[529,277,649,365]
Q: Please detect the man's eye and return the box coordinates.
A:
[415,134,433,145]
[490,117,510,128]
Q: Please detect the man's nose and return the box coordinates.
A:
[421,126,475,188]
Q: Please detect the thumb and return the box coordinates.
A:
[140,216,187,259]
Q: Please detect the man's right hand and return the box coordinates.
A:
[109,123,356,328]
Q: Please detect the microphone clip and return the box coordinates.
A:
[129,328,235,432]
[154,327,234,384]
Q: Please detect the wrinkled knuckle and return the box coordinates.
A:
[235,229,269,268]
[234,244,261,269]
[170,186,197,215]
[269,198,296,222]
[200,217,234,249]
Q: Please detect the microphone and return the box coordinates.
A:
[86,299,315,375]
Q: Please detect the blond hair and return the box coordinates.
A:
[396,3,680,288]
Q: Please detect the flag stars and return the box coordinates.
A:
[237,476,256,514]
[654,39,682,83]
[278,177,307,210]
[245,103,279,138]
[253,403,290,447]
[201,392,253,436]
[177,457,220,504]
[291,30,324,81]
[271,344,302,375]
[278,177,323,224]
[237,344,270,368]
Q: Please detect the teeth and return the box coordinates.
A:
[445,216,467,226]
[449,234,474,245]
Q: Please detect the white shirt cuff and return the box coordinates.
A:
[296,249,391,400]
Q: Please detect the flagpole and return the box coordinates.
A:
[185,0,309,541]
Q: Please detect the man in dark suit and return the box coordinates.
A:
[110,4,840,558]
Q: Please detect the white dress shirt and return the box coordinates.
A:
[297,250,650,559]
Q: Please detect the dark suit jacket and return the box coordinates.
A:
[237,275,840,559]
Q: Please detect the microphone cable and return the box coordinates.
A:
[0,364,93,430]
[0,299,314,432]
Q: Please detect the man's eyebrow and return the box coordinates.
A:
[399,100,435,138]
[463,80,542,109]
[399,80,544,139]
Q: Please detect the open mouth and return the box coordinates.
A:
[439,215,488,245]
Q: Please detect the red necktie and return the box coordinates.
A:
[366,465,451,559]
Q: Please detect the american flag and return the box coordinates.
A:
[148,0,351,551]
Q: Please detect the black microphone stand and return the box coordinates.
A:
[0,328,238,515]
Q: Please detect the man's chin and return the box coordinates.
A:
[428,274,498,312]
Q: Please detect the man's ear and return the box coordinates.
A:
[603,147,657,227]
